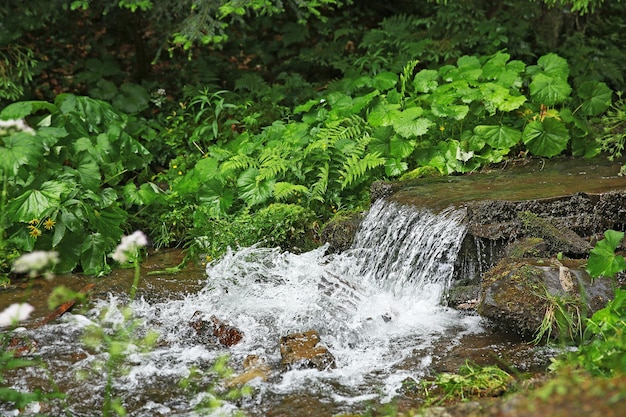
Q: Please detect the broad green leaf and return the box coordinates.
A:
[529,73,572,105]
[351,90,380,114]
[0,133,43,175]
[367,101,399,127]
[474,125,521,149]
[81,233,110,276]
[578,81,613,116]
[432,102,469,120]
[76,156,101,191]
[522,119,570,157]
[0,101,57,120]
[479,83,527,114]
[481,51,511,80]
[112,83,150,114]
[89,205,126,242]
[587,230,626,278]
[372,71,398,90]
[391,107,434,138]
[294,98,320,114]
[237,167,274,206]
[389,134,416,159]
[7,180,70,222]
[384,158,408,177]
[198,179,235,216]
[89,79,118,101]
[536,53,570,79]
[413,69,439,93]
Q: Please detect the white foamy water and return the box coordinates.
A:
[4,199,484,416]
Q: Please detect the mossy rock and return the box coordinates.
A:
[320,212,364,254]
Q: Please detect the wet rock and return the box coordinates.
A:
[477,259,615,340]
[370,180,399,202]
[517,211,591,257]
[279,330,336,371]
[189,311,244,347]
[320,213,364,254]
[228,355,271,387]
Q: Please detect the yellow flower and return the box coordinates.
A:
[28,218,39,225]
[43,218,56,230]
[439,125,445,132]
[28,226,42,238]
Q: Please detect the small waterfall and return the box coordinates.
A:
[3,199,483,416]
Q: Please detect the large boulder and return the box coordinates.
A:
[477,259,616,340]
[279,330,336,371]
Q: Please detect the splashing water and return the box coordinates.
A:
[3,199,484,416]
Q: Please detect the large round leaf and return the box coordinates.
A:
[578,81,613,116]
[391,106,433,138]
[529,73,572,106]
[474,125,521,149]
[522,118,570,157]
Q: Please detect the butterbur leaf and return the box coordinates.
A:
[578,81,613,116]
[237,167,274,206]
[112,83,150,114]
[522,118,569,157]
[587,230,626,278]
[536,53,569,79]
[529,73,572,106]
[372,72,398,90]
[391,107,433,138]
[413,69,439,93]
[385,158,408,177]
[474,125,521,149]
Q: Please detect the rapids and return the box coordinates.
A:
[3,199,489,416]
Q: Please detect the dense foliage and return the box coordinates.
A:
[1,0,625,277]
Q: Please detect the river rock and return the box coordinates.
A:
[279,330,336,371]
[189,311,244,347]
[477,259,616,340]
[228,355,272,387]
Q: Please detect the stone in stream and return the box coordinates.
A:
[477,259,616,340]
[279,330,336,371]
[228,354,272,387]
[189,311,244,347]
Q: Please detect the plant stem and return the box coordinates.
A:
[129,257,141,301]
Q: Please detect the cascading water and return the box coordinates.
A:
[2,199,484,416]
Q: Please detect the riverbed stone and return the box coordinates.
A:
[279,330,336,371]
[477,259,616,340]
[228,355,272,387]
[189,311,244,347]
[321,213,364,254]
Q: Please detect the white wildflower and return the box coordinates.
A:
[11,251,60,278]
[111,231,148,263]
[0,303,34,327]
[0,118,35,135]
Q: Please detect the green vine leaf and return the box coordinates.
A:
[587,230,626,278]
[522,118,570,157]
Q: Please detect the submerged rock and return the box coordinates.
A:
[477,259,615,340]
[279,330,336,371]
[228,355,272,387]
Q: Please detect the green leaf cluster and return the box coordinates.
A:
[0,95,153,275]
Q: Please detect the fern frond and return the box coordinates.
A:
[220,154,257,176]
[274,182,309,202]
[340,152,386,189]
[310,163,329,203]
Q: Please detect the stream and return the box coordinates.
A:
[2,199,554,416]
